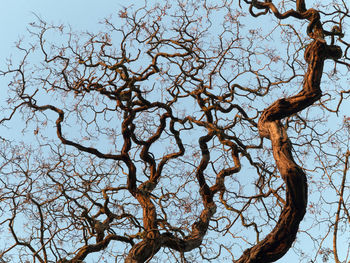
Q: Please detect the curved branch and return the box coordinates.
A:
[236,16,343,263]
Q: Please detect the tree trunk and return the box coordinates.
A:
[236,38,341,263]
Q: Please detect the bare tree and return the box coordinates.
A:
[0,0,349,262]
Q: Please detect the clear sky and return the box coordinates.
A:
[0,0,124,66]
[0,1,347,263]
[0,0,128,141]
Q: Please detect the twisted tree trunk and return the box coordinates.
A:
[235,37,342,263]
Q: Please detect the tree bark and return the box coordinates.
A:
[125,194,161,263]
[236,37,342,262]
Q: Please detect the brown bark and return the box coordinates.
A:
[124,3,343,262]
[125,192,161,263]
[235,19,342,263]
[124,204,217,262]
[125,131,218,262]
[160,203,217,252]
[125,238,161,263]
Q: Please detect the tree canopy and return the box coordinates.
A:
[0,0,350,262]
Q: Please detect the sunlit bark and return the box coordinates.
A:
[0,1,349,262]
[236,1,342,262]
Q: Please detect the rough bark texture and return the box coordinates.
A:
[125,2,343,262]
[235,19,342,263]
[125,193,161,263]
[125,132,218,262]
[2,1,348,262]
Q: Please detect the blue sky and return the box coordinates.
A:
[0,0,123,65]
[0,1,348,262]
[0,0,127,141]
